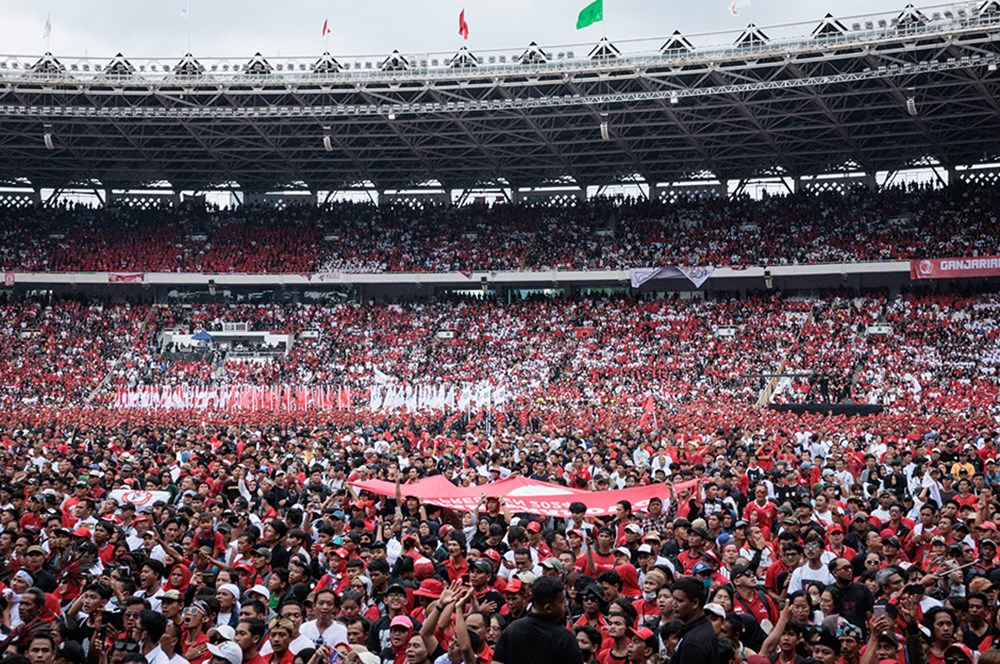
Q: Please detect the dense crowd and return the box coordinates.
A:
[2,184,1000,274]
[0,376,997,664]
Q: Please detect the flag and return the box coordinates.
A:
[729,0,750,15]
[322,17,331,36]
[639,394,656,428]
[576,0,603,29]
[179,0,188,18]
[458,8,469,40]
[43,13,51,40]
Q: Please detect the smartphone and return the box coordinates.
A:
[873,605,887,619]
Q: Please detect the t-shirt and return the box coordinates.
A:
[494,614,583,664]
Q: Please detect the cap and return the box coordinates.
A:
[161,590,182,602]
[978,521,998,531]
[331,510,347,521]
[212,625,235,642]
[837,621,863,641]
[943,644,975,664]
[472,559,493,573]
[731,563,753,579]
[692,562,713,575]
[25,545,45,556]
[540,558,563,572]
[248,584,271,599]
[828,524,844,535]
[782,516,798,525]
[614,547,632,558]
[389,616,413,630]
[253,547,272,559]
[853,512,868,521]
[217,583,240,600]
[637,544,654,555]
[207,642,243,664]
[626,626,658,648]
[413,579,444,599]
[525,521,541,533]
[55,641,86,664]
[386,583,408,596]
[625,524,643,535]
[704,603,726,619]
[690,527,711,540]
[504,578,524,594]
[643,532,662,542]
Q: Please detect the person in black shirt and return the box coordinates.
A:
[669,576,719,664]
[829,558,874,633]
[494,576,582,664]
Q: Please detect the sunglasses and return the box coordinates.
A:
[114,642,139,652]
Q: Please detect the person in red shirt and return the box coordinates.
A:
[264,618,295,664]
[235,619,268,664]
[731,563,778,626]
[676,527,710,573]
[743,486,778,539]
[578,528,617,575]
[825,524,857,560]
[444,537,470,583]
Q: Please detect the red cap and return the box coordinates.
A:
[978,521,998,531]
[504,578,523,594]
[413,558,435,580]
[413,578,444,599]
[483,549,501,563]
[525,521,541,533]
[72,527,91,538]
[627,626,656,642]
[828,524,844,534]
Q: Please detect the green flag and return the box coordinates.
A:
[576,0,603,29]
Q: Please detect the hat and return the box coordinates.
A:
[782,516,798,525]
[731,563,753,579]
[540,558,563,572]
[253,547,272,559]
[637,544,654,555]
[837,621,863,642]
[25,545,45,556]
[198,546,214,556]
[472,559,493,574]
[217,583,240,600]
[248,584,270,600]
[580,583,604,600]
[968,577,995,593]
[413,578,444,599]
[734,520,749,529]
[161,590,182,602]
[828,524,844,535]
[525,521,541,533]
[504,578,524,594]
[614,547,632,558]
[643,532,662,542]
[389,616,413,630]
[334,644,379,664]
[704,603,726,619]
[330,510,346,521]
[877,631,899,646]
[690,526,711,540]
[189,600,211,616]
[943,644,975,664]
[978,521,998,531]
[692,562,713,575]
[413,558,435,580]
[853,512,868,522]
[386,583,408,596]
[625,524,643,535]
[931,535,947,544]
[55,641,86,664]
[626,626,658,649]
[72,527,91,538]
[207,642,243,664]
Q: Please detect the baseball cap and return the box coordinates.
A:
[540,558,563,572]
[25,545,45,556]
[386,583,408,596]
[828,524,844,534]
[525,521,541,533]
[472,559,493,573]
[55,641,85,664]
[504,578,524,594]
[692,562,713,575]
[161,590,182,602]
[413,579,444,599]
[637,544,654,555]
[253,547,272,559]
[704,603,726,619]
[625,524,643,535]
[207,642,243,664]
[614,547,632,558]
[626,626,658,649]
[389,616,413,630]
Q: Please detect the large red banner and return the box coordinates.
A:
[910,256,1000,280]
[350,474,698,518]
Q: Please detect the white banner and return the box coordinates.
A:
[109,489,172,512]
[113,385,352,411]
[630,265,714,289]
[368,381,508,412]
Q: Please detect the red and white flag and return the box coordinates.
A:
[729,0,750,15]
[322,17,331,36]
[458,8,469,40]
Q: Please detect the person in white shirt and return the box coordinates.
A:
[299,588,348,646]
[160,622,189,664]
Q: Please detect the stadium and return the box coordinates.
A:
[0,4,998,663]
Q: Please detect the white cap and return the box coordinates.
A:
[248,584,270,599]
[704,603,726,619]
[207,642,242,664]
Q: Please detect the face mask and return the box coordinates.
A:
[702,578,712,589]
[643,591,657,601]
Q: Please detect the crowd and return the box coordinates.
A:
[2,184,1000,274]
[0,370,996,664]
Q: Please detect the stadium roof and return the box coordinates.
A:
[1,3,1000,192]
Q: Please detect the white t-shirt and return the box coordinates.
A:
[299,620,348,648]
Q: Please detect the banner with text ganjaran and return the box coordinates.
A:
[910,256,1000,280]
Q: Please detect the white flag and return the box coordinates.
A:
[180,0,189,18]
[729,0,750,15]
[43,13,51,40]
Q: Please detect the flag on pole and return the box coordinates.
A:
[43,13,51,40]
[322,17,331,36]
[576,0,603,29]
[180,0,189,18]
[729,0,750,15]
[458,8,469,40]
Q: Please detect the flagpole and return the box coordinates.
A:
[44,12,51,52]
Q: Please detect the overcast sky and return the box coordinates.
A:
[6,0,936,61]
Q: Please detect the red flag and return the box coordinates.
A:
[639,395,656,428]
[322,17,331,36]
[458,8,469,40]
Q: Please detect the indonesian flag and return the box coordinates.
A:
[322,17,331,36]
[729,0,750,15]
[639,394,657,428]
[109,272,145,283]
[458,8,469,40]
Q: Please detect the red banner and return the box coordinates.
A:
[910,256,1000,280]
[108,272,145,283]
[350,474,698,518]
